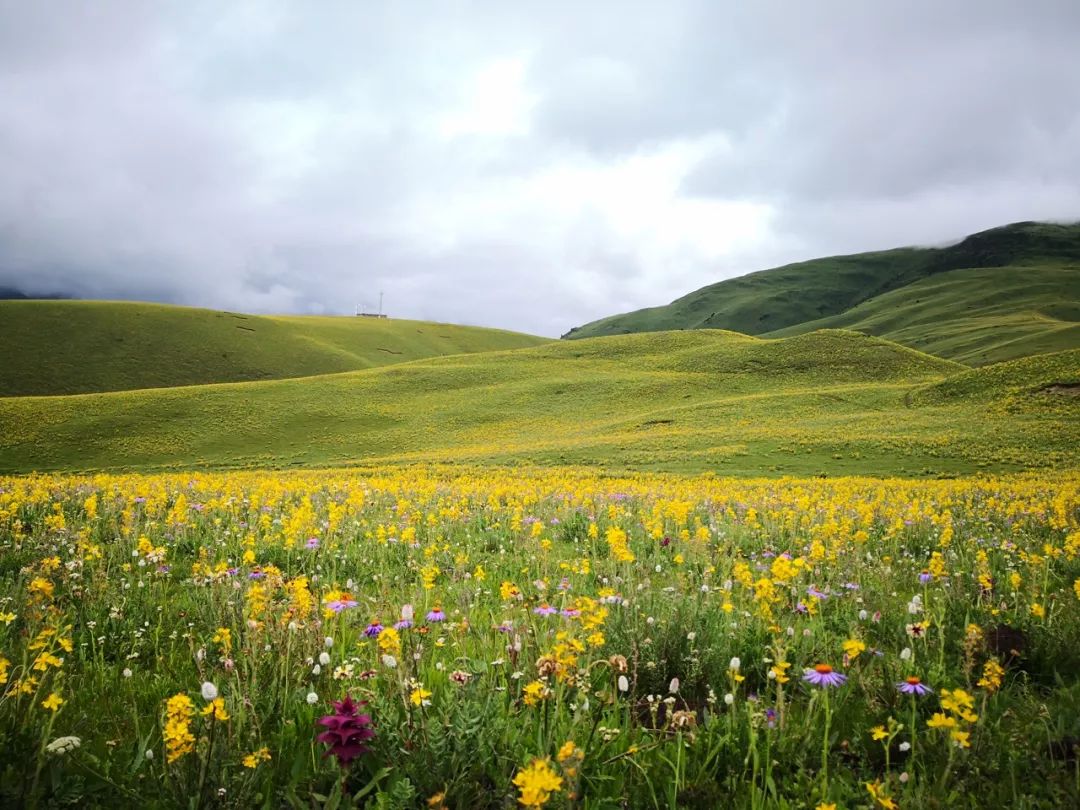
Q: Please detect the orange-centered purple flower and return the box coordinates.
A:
[802,663,848,688]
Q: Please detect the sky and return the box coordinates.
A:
[1,1,1078,337]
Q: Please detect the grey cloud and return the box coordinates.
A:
[0,1,1078,337]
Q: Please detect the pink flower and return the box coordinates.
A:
[316,696,376,767]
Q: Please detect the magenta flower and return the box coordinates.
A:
[316,696,376,767]
[305,537,319,550]
[533,604,557,616]
[393,619,412,630]
[896,676,933,696]
[426,607,446,622]
[803,664,848,688]
[363,621,383,638]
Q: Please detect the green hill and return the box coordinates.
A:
[564,221,1080,364]
[2,329,1076,476]
[0,300,549,396]
[765,264,1080,365]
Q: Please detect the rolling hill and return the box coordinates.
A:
[564,221,1080,365]
[2,329,1076,476]
[0,300,549,396]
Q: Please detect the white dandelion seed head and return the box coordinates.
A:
[306,692,319,705]
[200,681,218,701]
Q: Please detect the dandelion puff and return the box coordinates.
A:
[306,692,319,705]
[618,675,629,693]
[201,682,218,700]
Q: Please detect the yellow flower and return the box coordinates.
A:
[242,747,271,768]
[513,758,563,808]
[42,692,64,712]
[951,730,972,748]
[871,725,888,741]
[866,780,899,809]
[0,612,15,625]
[977,659,1005,692]
[842,638,866,660]
[556,740,580,763]
[410,687,432,707]
[1030,602,1045,619]
[378,626,401,654]
[816,804,837,810]
[522,680,549,707]
[201,697,230,721]
[927,712,957,729]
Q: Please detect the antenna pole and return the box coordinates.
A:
[379,291,384,317]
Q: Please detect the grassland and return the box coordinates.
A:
[2,468,1079,807]
[565,221,1080,365]
[0,300,548,396]
[2,329,1077,477]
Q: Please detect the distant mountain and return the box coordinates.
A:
[564,221,1080,365]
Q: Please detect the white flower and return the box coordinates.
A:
[899,771,910,783]
[195,647,206,662]
[618,675,629,692]
[724,693,734,706]
[200,682,218,701]
[311,664,321,676]
[46,736,81,755]
[122,668,133,678]
[669,678,680,694]
[324,636,334,648]
[899,741,911,752]
[401,604,414,622]
[306,692,318,705]
[145,749,154,760]
[686,632,696,642]
[318,652,331,666]
[858,609,869,621]
[729,657,741,672]
[900,647,912,661]
[700,584,709,593]
[381,654,398,668]
[767,669,776,680]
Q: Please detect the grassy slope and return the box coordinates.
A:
[765,263,1080,365]
[2,329,1076,477]
[564,221,1080,364]
[0,300,548,396]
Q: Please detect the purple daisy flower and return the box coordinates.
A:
[363,621,383,638]
[896,676,933,696]
[393,619,413,631]
[918,571,932,584]
[803,664,848,688]
[807,586,829,600]
[533,604,557,616]
[326,597,358,613]
[426,607,446,622]
[305,537,320,550]
[560,608,580,618]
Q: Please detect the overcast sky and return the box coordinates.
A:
[1,1,1078,336]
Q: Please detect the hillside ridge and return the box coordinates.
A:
[0,299,549,396]
[564,221,1080,365]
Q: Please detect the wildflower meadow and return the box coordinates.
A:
[1,467,1079,808]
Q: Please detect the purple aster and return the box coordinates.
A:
[918,571,932,584]
[305,537,320,550]
[533,604,557,616]
[393,619,413,631]
[807,586,829,600]
[248,570,265,580]
[326,597,358,613]
[426,607,446,623]
[363,621,383,638]
[560,608,580,618]
[795,602,809,615]
[896,676,933,696]
[765,708,777,728]
[495,622,513,633]
[802,664,848,688]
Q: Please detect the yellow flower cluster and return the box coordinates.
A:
[164,694,196,763]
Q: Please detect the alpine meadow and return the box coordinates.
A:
[3,4,1080,809]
